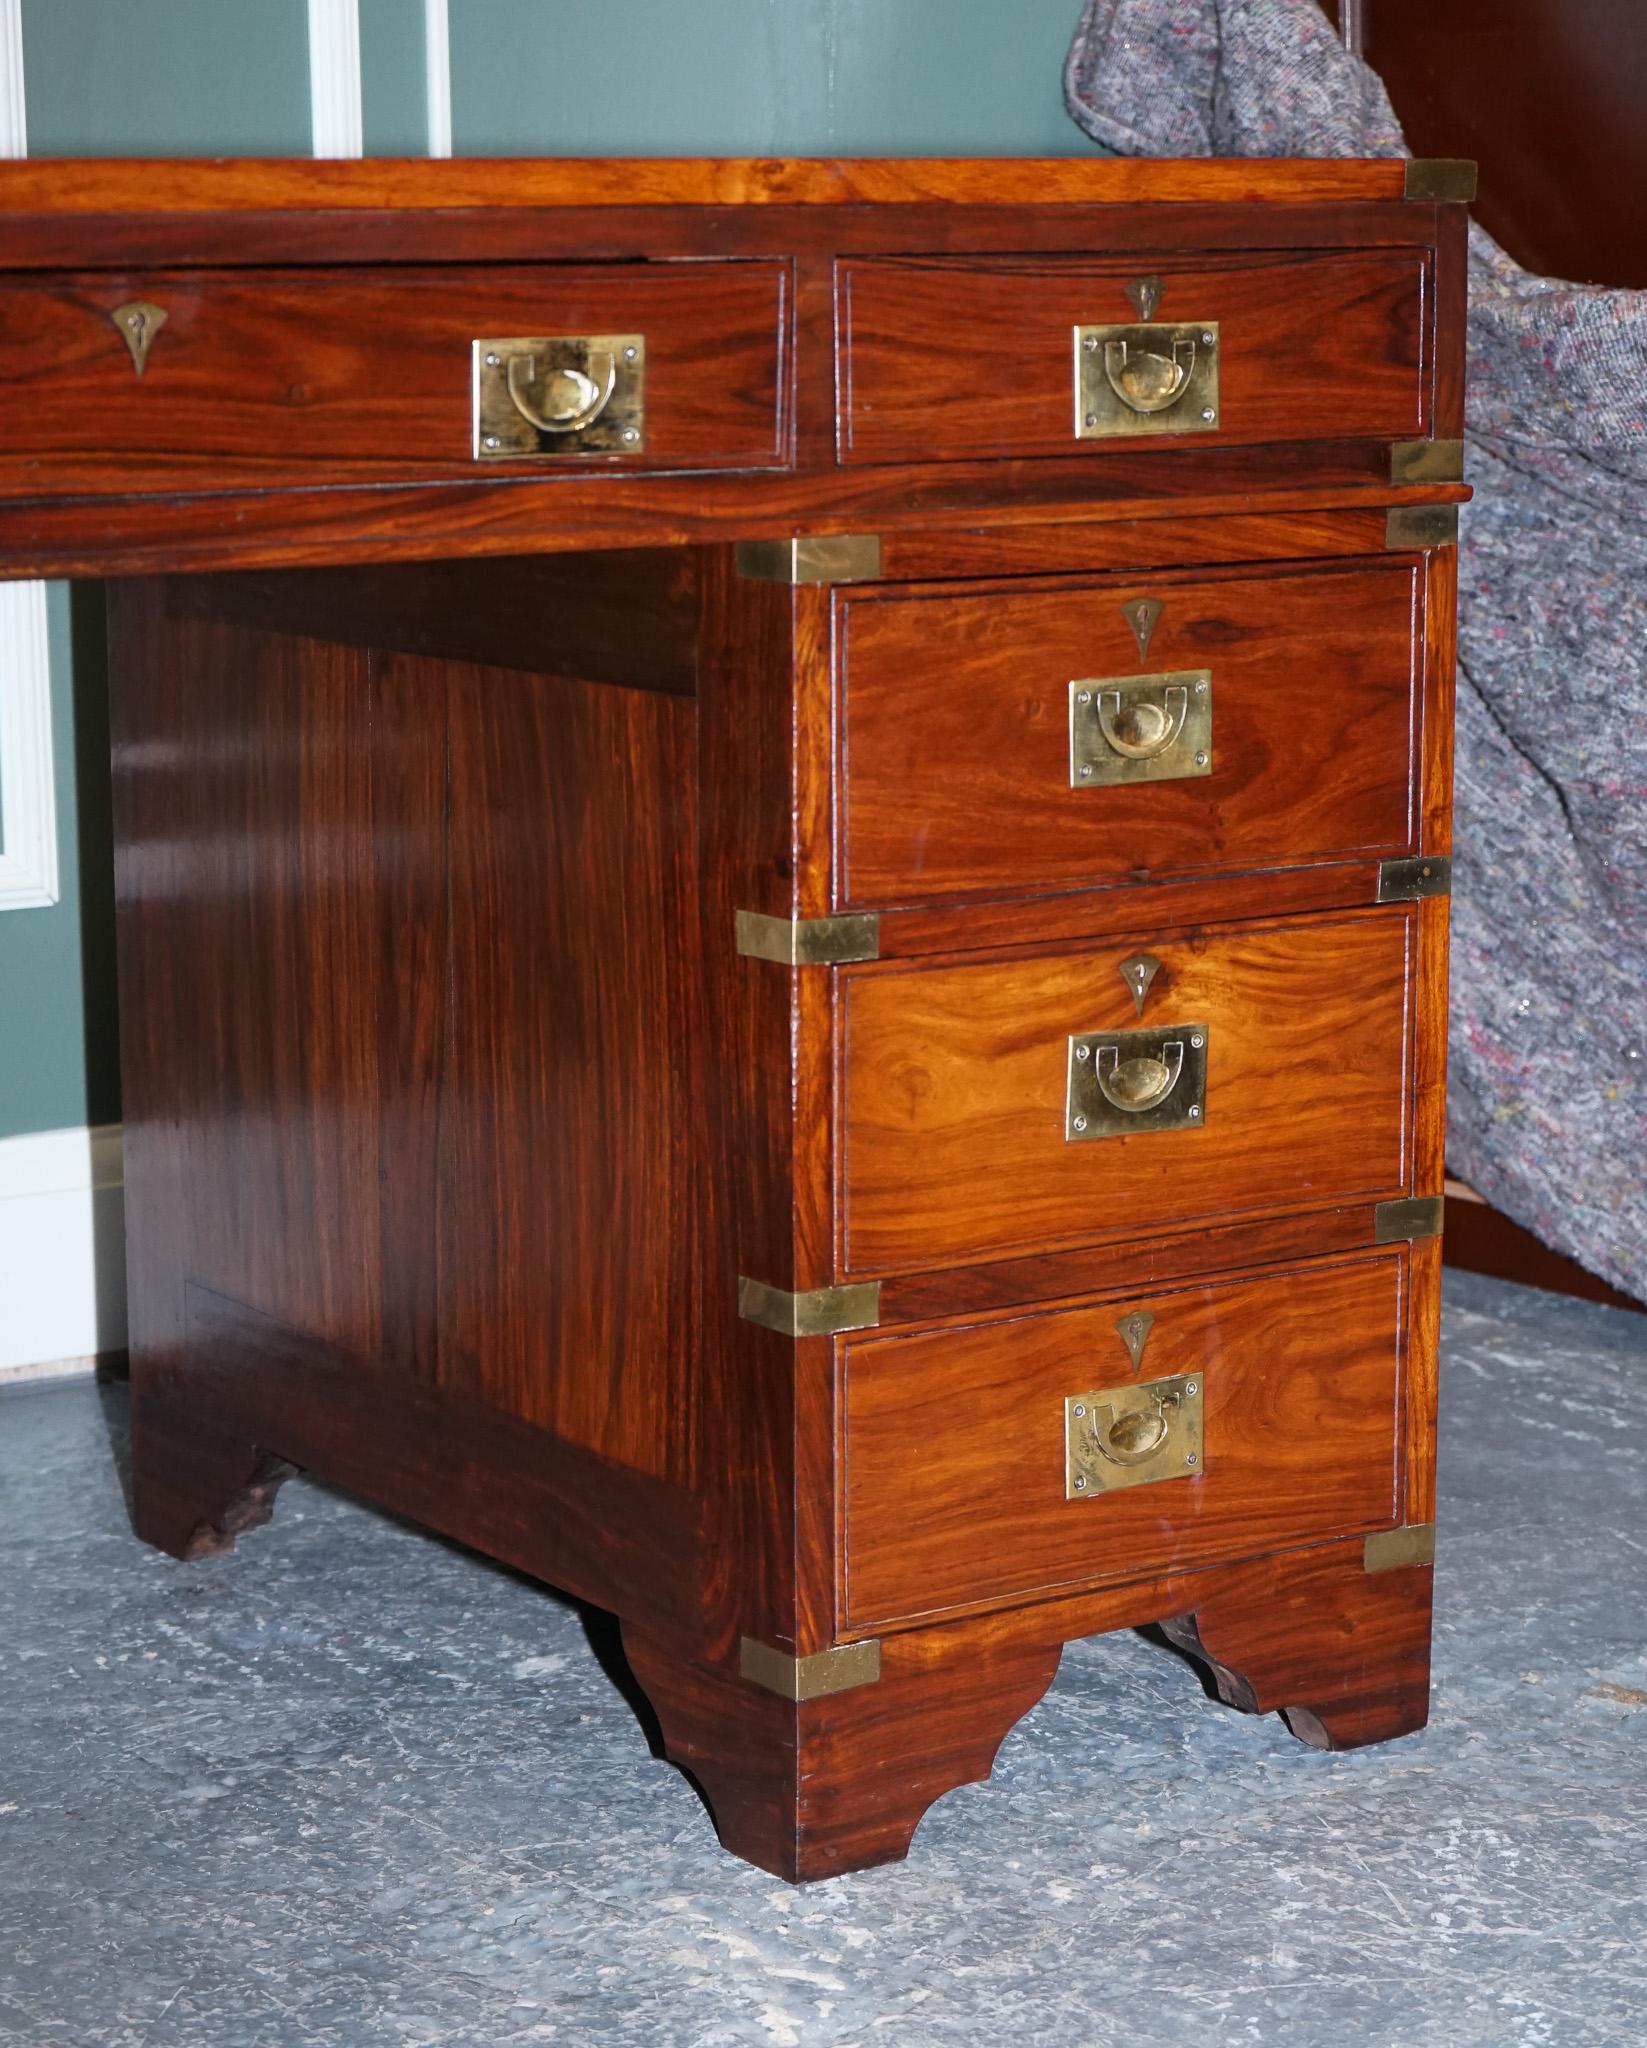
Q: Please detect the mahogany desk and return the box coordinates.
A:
[0,157,1472,1880]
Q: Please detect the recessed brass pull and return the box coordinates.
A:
[1068,1024,1208,1139]
[1075,321,1219,439]
[1097,683,1188,759]
[1067,1372,1204,1496]
[473,333,645,459]
[1104,333,1198,414]
[1070,672,1211,787]
[1094,1040,1183,1113]
[506,350,618,433]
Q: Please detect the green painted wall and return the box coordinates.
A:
[449,0,1085,157]
[0,0,1091,1139]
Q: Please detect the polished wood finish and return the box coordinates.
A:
[841,249,1427,463]
[2,157,1468,1879]
[839,911,1411,1274]
[0,154,1432,217]
[0,263,787,493]
[841,1250,1407,1629]
[839,560,1420,905]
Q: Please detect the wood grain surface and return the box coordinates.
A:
[840,1251,1406,1629]
[839,559,1420,906]
[838,910,1413,1274]
[840,249,1427,463]
[0,263,787,493]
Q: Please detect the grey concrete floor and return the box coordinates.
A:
[1,1270,1644,2048]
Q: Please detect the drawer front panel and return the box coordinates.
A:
[840,1251,1406,1629]
[839,249,1427,464]
[0,263,788,492]
[839,561,1419,907]
[838,912,1410,1276]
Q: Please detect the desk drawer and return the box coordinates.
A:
[839,249,1426,464]
[840,1250,1406,1629]
[0,263,788,492]
[838,911,1410,1276]
[839,559,1420,907]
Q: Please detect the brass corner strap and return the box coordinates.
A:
[735,535,884,586]
[736,909,880,966]
[1386,504,1460,550]
[1364,1524,1437,1573]
[740,1636,883,1701]
[1377,855,1451,903]
[1374,1195,1445,1244]
[737,1276,882,1338]
[1404,159,1478,204]
[1390,438,1465,485]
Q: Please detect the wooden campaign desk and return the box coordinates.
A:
[0,156,1471,1879]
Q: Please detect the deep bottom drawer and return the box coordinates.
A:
[840,1250,1407,1630]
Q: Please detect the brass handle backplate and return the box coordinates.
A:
[1067,1023,1208,1139]
[1075,321,1220,439]
[473,333,646,459]
[1070,671,1212,786]
[1066,1372,1205,1496]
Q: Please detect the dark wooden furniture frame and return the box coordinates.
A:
[0,157,1471,1879]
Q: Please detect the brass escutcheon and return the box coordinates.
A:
[473,333,645,459]
[1067,1024,1208,1140]
[1075,320,1219,439]
[1066,1371,1205,1496]
[1070,671,1212,787]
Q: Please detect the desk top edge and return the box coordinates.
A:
[0,154,1464,217]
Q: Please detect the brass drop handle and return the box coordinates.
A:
[1103,333,1198,415]
[1093,1390,1182,1467]
[506,349,618,434]
[1096,683,1188,760]
[1094,1039,1184,1113]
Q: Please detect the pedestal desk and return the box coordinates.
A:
[0,157,1472,1880]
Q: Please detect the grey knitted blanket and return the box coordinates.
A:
[1067,0,1647,1301]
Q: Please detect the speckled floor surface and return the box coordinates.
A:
[1,1270,1644,2048]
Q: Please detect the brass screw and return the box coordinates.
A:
[1084,335,1100,353]
[1188,1106,1201,1119]
[1201,330,1214,345]
[1080,765,1093,779]
[484,352,501,367]
[1190,1034,1204,1049]
[1073,1114,1088,1132]
[1185,1382,1198,1396]
[1073,1404,1087,1418]
[1194,751,1208,766]
[1085,414,1099,429]
[1201,407,1216,422]
[483,435,501,450]
[624,345,639,361]
[1185,1452,1198,1466]
[1074,1475,1088,1490]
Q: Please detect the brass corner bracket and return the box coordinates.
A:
[1386,504,1460,550]
[1390,438,1465,486]
[740,1636,883,1701]
[735,535,884,586]
[737,1276,882,1338]
[1404,159,1478,204]
[1374,1195,1445,1244]
[1364,1524,1437,1574]
[736,909,880,966]
[1377,855,1451,903]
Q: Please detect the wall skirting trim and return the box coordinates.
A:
[424,0,452,157]
[308,0,364,159]
[0,1124,127,1375]
[0,567,58,913]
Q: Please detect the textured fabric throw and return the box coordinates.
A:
[1066,0,1647,1301]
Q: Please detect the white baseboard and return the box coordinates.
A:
[0,1124,126,1375]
